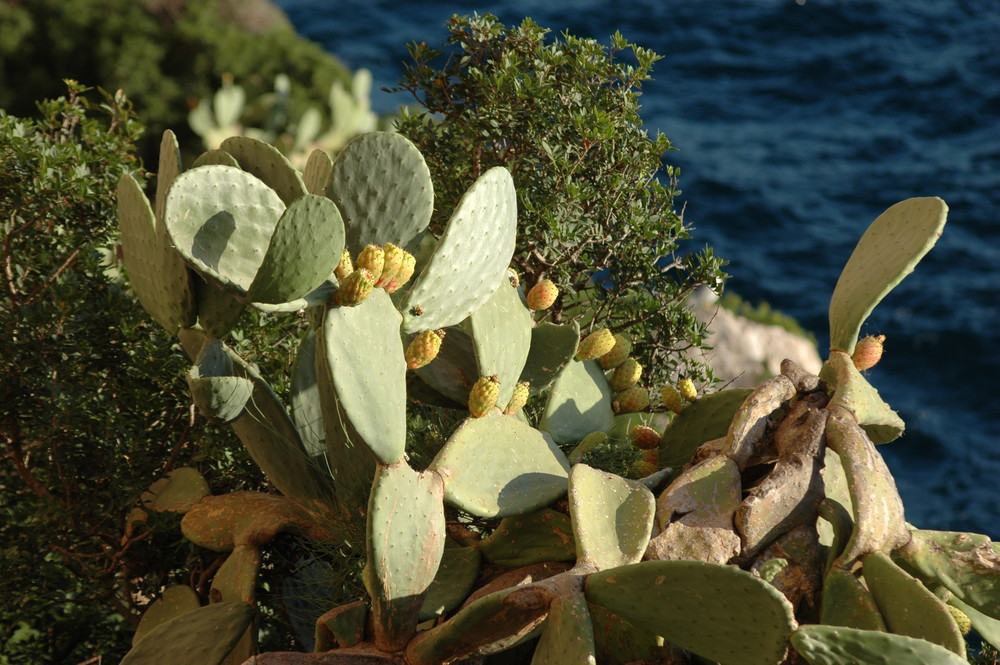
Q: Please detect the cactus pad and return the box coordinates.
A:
[132,585,201,646]
[464,278,533,407]
[790,625,968,665]
[220,135,307,206]
[366,462,446,651]
[429,413,570,518]
[569,464,655,570]
[539,360,615,444]
[828,197,947,354]
[141,467,210,513]
[400,167,517,333]
[659,388,752,469]
[476,509,576,567]
[530,592,597,665]
[585,560,796,665]
[120,601,254,665]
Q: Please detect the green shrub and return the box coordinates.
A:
[393,14,728,386]
[0,0,351,164]
[0,82,303,663]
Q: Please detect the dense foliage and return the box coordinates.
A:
[0,83,312,663]
[0,0,351,164]
[394,14,728,386]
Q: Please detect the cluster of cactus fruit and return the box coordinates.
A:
[117,129,999,665]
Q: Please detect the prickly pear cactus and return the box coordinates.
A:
[117,133,997,665]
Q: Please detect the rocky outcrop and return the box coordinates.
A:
[687,290,823,389]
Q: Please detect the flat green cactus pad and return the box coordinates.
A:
[464,278,533,407]
[538,360,615,445]
[366,462,446,651]
[790,625,968,665]
[429,413,570,518]
[476,509,576,567]
[318,290,407,465]
[822,351,904,444]
[302,148,334,196]
[412,325,480,406]
[863,551,965,655]
[570,464,654,570]
[120,601,254,665]
[328,132,433,255]
[588,602,664,665]
[192,149,239,168]
[660,388,752,469]
[585,560,796,665]
[289,330,325,458]
[895,529,1000,620]
[220,135,307,206]
[117,173,196,333]
[820,567,886,631]
[828,197,947,354]
[186,371,253,424]
[192,277,247,339]
[165,165,285,295]
[246,193,345,305]
[400,166,517,333]
[419,546,482,621]
[132,585,201,646]
[519,321,581,395]
[531,592,597,665]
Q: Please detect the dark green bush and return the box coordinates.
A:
[0,0,350,164]
[0,82,294,664]
[393,14,728,386]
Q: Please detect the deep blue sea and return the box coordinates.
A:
[276,0,1000,536]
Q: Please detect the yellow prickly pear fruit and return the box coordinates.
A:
[405,329,446,370]
[610,357,642,392]
[629,425,660,450]
[526,279,558,310]
[946,604,972,635]
[678,377,698,403]
[642,448,658,466]
[613,386,650,414]
[334,268,375,307]
[468,374,501,418]
[503,381,530,415]
[852,334,886,371]
[660,384,685,414]
[599,333,632,370]
[628,459,658,478]
[356,244,385,281]
[376,243,405,288]
[384,250,416,294]
[334,249,353,281]
[576,328,616,361]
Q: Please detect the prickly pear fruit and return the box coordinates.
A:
[660,384,685,414]
[628,459,658,478]
[526,279,558,310]
[946,604,972,635]
[852,334,886,371]
[576,328,616,361]
[567,431,608,464]
[503,381,530,415]
[629,425,660,450]
[334,249,353,281]
[599,333,632,370]
[642,448,658,466]
[613,386,650,414]
[334,267,375,307]
[678,377,698,402]
[405,329,446,370]
[384,250,416,294]
[356,244,385,281]
[376,243,405,288]
[468,375,501,418]
[610,357,642,392]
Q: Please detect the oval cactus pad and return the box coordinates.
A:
[165,165,285,294]
[429,413,570,518]
[401,167,517,333]
[828,197,947,354]
[329,132,434,255]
